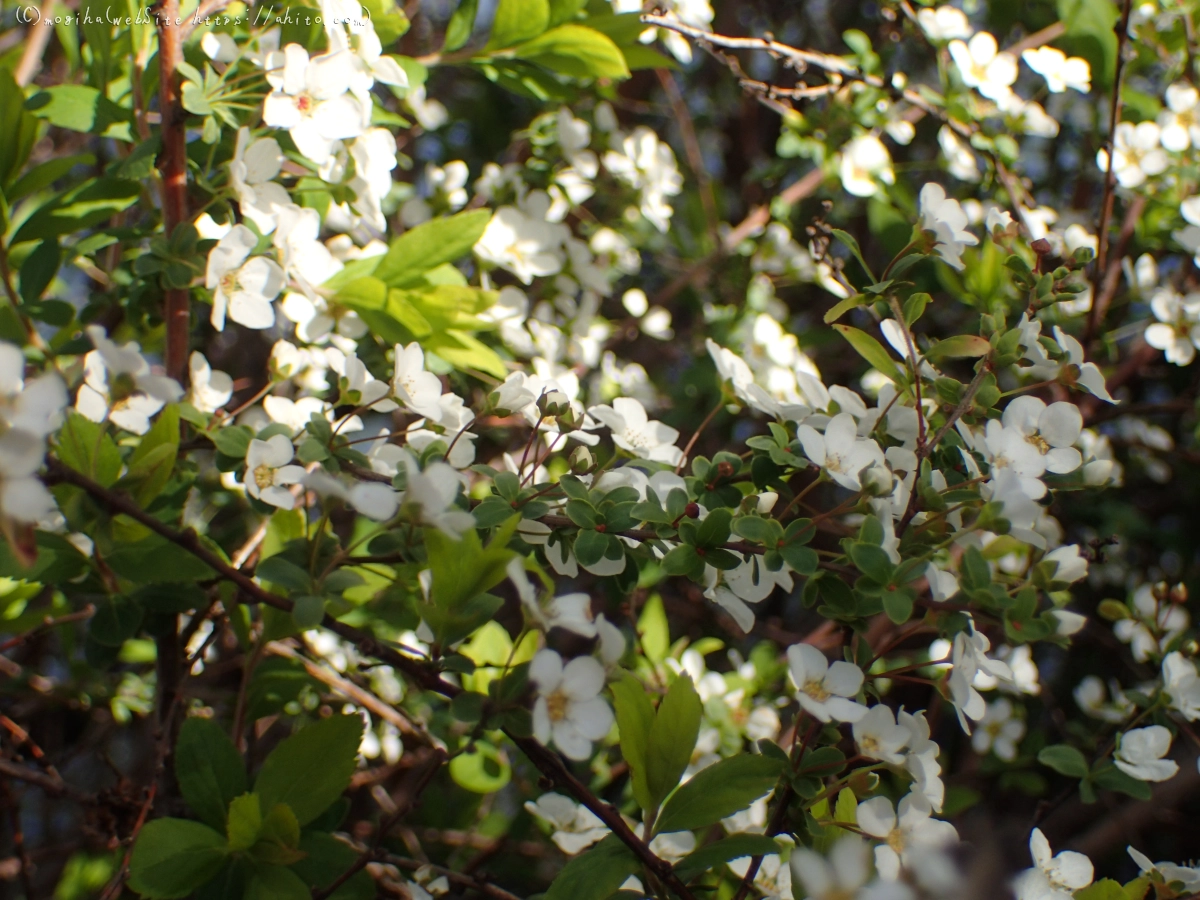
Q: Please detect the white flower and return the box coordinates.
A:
[918,183,978,270]
[839,135,894,198]
[76,327,183,435]
[857,793,958,880]
[1001,396,1083,474]
[1157,83,1200,151]
[1021,47,1091,93]
[392,343,444,419]
[0,428,57,524]
[0,344,66,439]
[949,32,1017,101]
[797,413,885,492]
[524,793,608,855]
[261,42,365,165]
[1127,846,1200,893]
[205,225,285,331]
[1144,287,1200,366]
[1043,545,1088,584]
[335,351,395,412]
[1114,584,1189,662]
[925,562,959,602]
[900,710,945,812]
[303,470,399,521]
[1163,652,1200,721]
[728,853,792,900]
[187,352,233,414]
[1114,725,1179,782]
[1074,676,1131,723]
[588,397,682,465]
[971,698,1025,761]
[396,452,476,539]
[1052,327,1116,402]
[791,836,912,900]
[272,205,343,298]
[939,126,980,181]
[949,626,1013,732]
[787,644,867,723]
[853,705,910,764]
[245,434,306,509]
[474,202,569,284]
[917,6,972,40]
[230,127,290,234]
[1096,122,1169,188]
[602,127,682,232]
[529,650,614,761]
[1013,828,1093,900]
[201,30,238,62]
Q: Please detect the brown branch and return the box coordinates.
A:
[1085,0,1136,347]
[656,68,720,245]
[1086,192,1146,344]
[13,0,54,86]
[0,604,95,653]
[0,759,83,801]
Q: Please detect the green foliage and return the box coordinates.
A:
[128,819,228,899]
[654,753,784,834]
[253,714,364,826]
[544,834,640,900]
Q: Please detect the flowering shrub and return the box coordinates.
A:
[2,0,1200,897]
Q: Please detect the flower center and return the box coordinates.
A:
[253,464,275,490]
[803,679,830,702]
[546,689,569,722]
[220,271,240,295]
[886,828,906,854]
[1025,432,1051,453]
[859,735,880,756]
[296,94,314,113]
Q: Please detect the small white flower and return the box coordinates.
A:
[588,397,682,465]
[1157,83,1200,152]
[1021,47,1091,93]
[230,127,290,234]
[1127,845,1200,893]
[1012,828,1093,900]
[524,793,608,855]
[245,434,306,509]
[206,224,285,331]
[939,125,980,181]
[1115,725,1179,782]
[918,183,978,270]
[0,343,66,439]
[1096,121,1169,189]
[857,792,958,880]
[839,135,894,198]
[0,429,58,524]
[797,413,885,492]
[853,705,910,764]
[602,127,682,231]
[917,6,972,40]
[1000,396,1084,474]
[787,644,867,723]
[949,626,1013,733]
[1042,545,1088,584]
[396,452,476,539]
[1114,584,1189,662]
[272,205,343,298]
[1052,327,1116,403]
[392,343,445,419]
[1163,652,1200,721]
[900,709,945,812]
[474,203,569,284]
[1144,287,1200,366]
[925,562,959,602]
[790,835,910,900]
[529,649,614,761]
[76,327,183,435]
[187,352,233,414]
[971,698,1025,761]
[261,42,365,165]
[949,32,1017,102]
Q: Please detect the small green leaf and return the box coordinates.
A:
[244,865,310,900]
[1092,764,1153,800]
[925,334,991,362]
[830,228,876,282]
[646,673,702,811]
[128,819,227,899]
[175,718,246,832]
[638,594,669,663]
[449,740,511,793]
[655,754,784,834]
[610,673,655,812]
[823,294,867,324]
[225,793,262,852]
[512,25,630,79]
[544,834,640,900]
[89,595,144,646]
[672,833,780,881]
[368,209,492,288]
[1037,744,1089,779]
[254,715,364,826]
[848,542,893,584]
[832,324,904,384]
[443,0,479,50]
[486,0,550,49]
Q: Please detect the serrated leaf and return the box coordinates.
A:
[128,819,227,899]
[175,718,246,832]
[254,715,364,826]
[655,754,783,834]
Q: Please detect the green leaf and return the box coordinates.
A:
[1037,744,1089,779]
[245,865,310,900]
[486,0,550,49]
[254,714,364,826]
[18,239,60,304]
[56,411,121,486]
[106,534,217,584]
[655,754,784,834]
[7,153,96,203]
[848,542,893,584]
[830,228,876,283]
[292,832,374,900]
[175,718,247,832]
[832,324,904,383]
[673,833,780,881]
[444,0,479,50]
[1092,765,1153,800]
[512,25,630,79]
[426,519,515,611]
[0,69,39,190]
[211,425,254,459]
[250,803,304,866]
[544,834,640,900]
[925,334,991,362]
[424,328,507,378]
[731,515,783,547]
[695,508,733,548]
[449,740,512,793]
[122,404,180,505]
[823,294,867,324]
[881,588,914,625]
[371,210,491,288]
[646,674,702,811]
[1074,880,1133,900]
[225,793,262,852]
[28,84,134,139]
[89,595,144,646]
[13,177,141,243]
[638,594,669,663]
[1058,0,1117,87]
[610,672,656,812]
[128,819,227,899]
[573,527,607,566]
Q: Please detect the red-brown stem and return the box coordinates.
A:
[156,0,190,384]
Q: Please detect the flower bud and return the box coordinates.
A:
[716,461,736,479]
[862,465,893,496]
[1170,582,1189,604]
[569,446,594,474]
[537,389,571,418]
[756,491,779,514]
